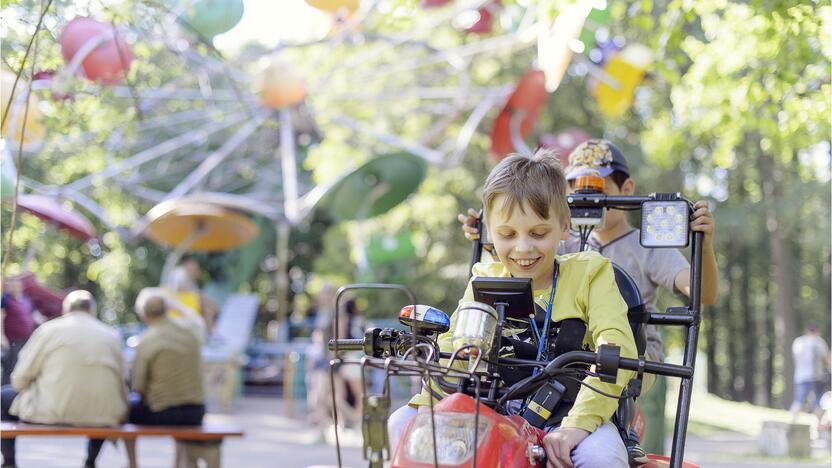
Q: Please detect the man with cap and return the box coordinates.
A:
[459,139,719,464]
[0,290,128,468]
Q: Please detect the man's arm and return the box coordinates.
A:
[10,326,49,391]
[674,200,719,305]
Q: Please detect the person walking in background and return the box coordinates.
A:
[306,284,360,433]
[338,298,366,422]
[790,323,830,419]
[1,277,63,386]
[1,290,128,468]
[165,255,218,332]
[1,279,34,387]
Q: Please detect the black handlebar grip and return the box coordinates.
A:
[327,338,365,352]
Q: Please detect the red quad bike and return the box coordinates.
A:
[328,189,704,468]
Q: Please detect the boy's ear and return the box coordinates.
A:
[560,219,570,241]
[622,178,636,195]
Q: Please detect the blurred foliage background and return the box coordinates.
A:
[0,0,829,410]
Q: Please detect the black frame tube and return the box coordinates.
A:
[647,313,696,326]
[669,230,703,468]
[330,284,419,468]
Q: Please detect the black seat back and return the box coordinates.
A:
[612,263,647,356]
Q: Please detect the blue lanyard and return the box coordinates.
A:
[534,261,558,364]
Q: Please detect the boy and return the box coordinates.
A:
[459,139,719,461]
[389,149,637,467]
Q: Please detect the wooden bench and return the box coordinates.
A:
[0,422,244,468]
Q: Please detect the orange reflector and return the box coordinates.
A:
[574,173,605,193]
[399,305,414,319]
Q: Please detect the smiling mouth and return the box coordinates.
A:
[511,257,540,269]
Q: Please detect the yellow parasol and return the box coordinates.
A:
[142,199,259,253]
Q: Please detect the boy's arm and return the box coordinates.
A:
[560,259,637,433]
[673,200,719,305]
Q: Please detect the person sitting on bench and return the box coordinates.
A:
[128,287,206,426]
[1,290,128,468]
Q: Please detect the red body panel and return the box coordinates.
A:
[391,393,545,468]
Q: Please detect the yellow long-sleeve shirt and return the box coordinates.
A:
[408,250,637,433]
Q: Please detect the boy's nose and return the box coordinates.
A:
[514,238,534,252]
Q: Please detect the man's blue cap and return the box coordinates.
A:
[564,139,630,180]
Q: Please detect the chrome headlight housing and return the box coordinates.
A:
[403,412,492,465]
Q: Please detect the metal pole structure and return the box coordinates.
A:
[330,115,444,165]
[165,113,268,200]
[65,114,248,191]
[279,109,300,224]
[669,231,704,468]
[274,219,291,323]
[274,109,299,325]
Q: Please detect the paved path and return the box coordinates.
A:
[8,395,830,467]
[12,396,365,468]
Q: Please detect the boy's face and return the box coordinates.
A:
[487,195,569,289]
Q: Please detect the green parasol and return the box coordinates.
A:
[317,153,427,222]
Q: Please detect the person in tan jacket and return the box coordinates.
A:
[1,290,128,468]
[128,287,206,424]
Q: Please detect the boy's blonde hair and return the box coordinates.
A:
[483,149,570,227]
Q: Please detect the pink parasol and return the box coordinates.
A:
[16,194,97,241]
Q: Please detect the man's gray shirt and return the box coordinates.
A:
[559,229,690,362]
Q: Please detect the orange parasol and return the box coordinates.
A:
[142,200,259,253]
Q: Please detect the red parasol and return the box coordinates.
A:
[12,272,66,319]
[16,194,97,241]
[490,70,547,159]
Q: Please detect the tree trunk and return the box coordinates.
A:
[740,243,755,402]
[763,277,775,407]
[760,153,798,408]
[706,303,720,395]
[726,241,741,400]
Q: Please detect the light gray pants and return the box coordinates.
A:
[387,404,627,467]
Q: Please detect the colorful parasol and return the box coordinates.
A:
[596,44,654,117]
[316,153,426,222]
[16,194,97,240]
[142,199,259,252]
[490,70,547,159]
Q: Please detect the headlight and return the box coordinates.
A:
[640,200,690,247]
[451,301,498,357]
[404,412,492,465]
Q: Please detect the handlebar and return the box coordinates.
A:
[543,349,693,379]
[328,338,364,352]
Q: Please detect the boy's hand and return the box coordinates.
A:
[690,200,715,244]
[542,427,590,468]
[457,208,480,240]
